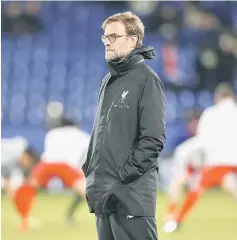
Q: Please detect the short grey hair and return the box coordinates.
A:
[102,11,145,48]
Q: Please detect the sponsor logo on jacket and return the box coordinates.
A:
[114,91,130,108]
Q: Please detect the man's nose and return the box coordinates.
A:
[103,38,111,46]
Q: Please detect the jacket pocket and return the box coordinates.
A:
[130,168,158,193]
[118,145,138,182]
[101,182,124,212]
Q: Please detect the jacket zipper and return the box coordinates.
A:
[96,78,123,173]
[84,75,111,176]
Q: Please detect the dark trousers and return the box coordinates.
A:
[96,213,158,240]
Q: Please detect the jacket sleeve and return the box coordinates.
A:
[119,75,166,184]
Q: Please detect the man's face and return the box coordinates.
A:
[103,22,137,61]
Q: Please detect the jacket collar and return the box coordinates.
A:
[107,46,155,77]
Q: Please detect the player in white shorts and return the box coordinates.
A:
[164,82,237,233]
[163,135,204,223]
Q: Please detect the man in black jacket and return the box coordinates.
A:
[82,11,166,240]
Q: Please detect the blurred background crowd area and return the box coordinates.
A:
[1,1,237,155]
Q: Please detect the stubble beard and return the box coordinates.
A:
[106,51,129,62]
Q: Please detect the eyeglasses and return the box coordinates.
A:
[101,34,131,43]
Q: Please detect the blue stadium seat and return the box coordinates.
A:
[2,50,12,64]
[66,92,84,106]
[50,64,67,79]
[29,94,46,107]
[10,94,26,113]
[2,38,15,53]
[33,48,49,63]
[1,96,6,110]
[178,90,195,109]
[29,80,46,94]
[11,82,27,95]
[9,112,25,125]
[27,107,44,125]
[50,51,68,63]
[166,90,178,105]
[2,81,8,94]
[48,93,64,105]
[57,1,72,12]
[73,6,90,24]
[166,104,178,123]
[84,104,97,122]
[13,64,29,80]
[32,63,48,78]
[16,36,33,50]
[2,63,9,80]
[13,50,31,64]
[34,35,50,48]
[68,78,86,92]
[197,90,213,109]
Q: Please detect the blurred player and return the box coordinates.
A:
[164,109,203,220]
[164,135,204,222]
[45,117,91,224]
[13,117,90,230]
[1,136,40,195]
[164,82,237,233]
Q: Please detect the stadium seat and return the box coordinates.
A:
[197,90,213,109]
[178,90,195,109]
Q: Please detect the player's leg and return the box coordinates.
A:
[65,193,82,223]
[12,162,48,231]
[13,184,37,230]
[175,169,205,224]
[221,167,237,200]
[164,136,202,223]
[164,167,217,233]
[164,166,230,233]
[66,169,86,223]
[164,173,189,221]
[163,184,204,233]
[71,177,86,200]
[55,163,86,222]
[59,164,86,200]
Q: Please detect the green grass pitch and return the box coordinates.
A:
[2,190,237,240]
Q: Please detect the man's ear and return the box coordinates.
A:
[130,35,138,48]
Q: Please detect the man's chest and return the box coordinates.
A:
[100,78,142,112]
